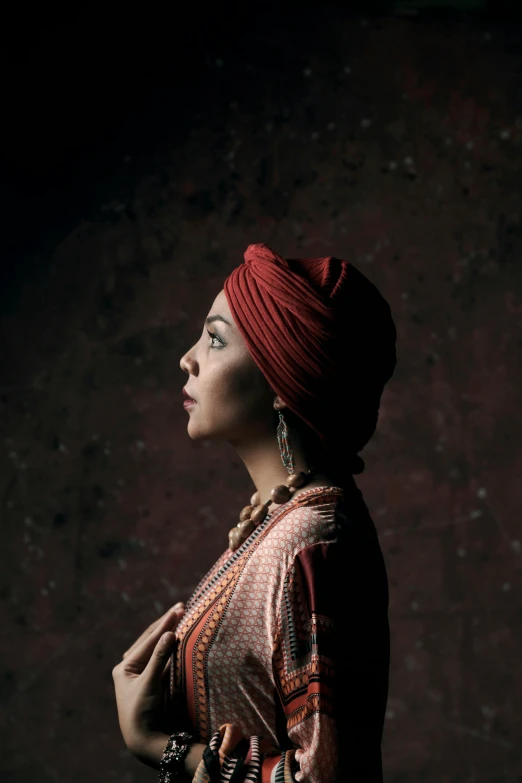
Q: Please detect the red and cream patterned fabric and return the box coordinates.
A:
[168,481,390,782]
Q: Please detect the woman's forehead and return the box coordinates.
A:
[211,289,228,311]
[208,290,234,323]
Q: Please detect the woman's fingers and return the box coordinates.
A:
[122,602,185,659]
[122,608,183,670]
[122,604,184,658]
[162,657,173,681]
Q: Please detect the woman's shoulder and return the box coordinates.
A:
[263,485,346,559]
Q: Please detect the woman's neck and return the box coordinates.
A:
[229,428,335,510]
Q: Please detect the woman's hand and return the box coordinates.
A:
[112,601,186,763]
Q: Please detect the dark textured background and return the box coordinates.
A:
[1,5,521,782]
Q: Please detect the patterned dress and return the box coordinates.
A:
[168,478,390,782]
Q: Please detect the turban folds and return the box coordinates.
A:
[223,243,397,475]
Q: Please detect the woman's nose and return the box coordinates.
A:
[180,347,196,374]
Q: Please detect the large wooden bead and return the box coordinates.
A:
[250,490,261,507]
[237,518,255,536]
[228,527,243,552]
[239,504,254,522]
[287,471,307,488]
[271,484,292,504]
[251,502,270,525]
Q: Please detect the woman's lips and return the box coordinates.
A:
[182,387,197,407]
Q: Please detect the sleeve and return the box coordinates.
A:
[267,543,341,783]
[267,538,389,783]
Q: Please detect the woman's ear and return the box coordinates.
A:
[273,395,288,411]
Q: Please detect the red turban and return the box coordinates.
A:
[223,242,396,475]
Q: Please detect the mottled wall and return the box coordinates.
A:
[1,11,521,783]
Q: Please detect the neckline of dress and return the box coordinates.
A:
[183,485,345,618]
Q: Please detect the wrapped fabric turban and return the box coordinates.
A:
[223,242,397,476]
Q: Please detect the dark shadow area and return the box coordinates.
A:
[0,0,519,309]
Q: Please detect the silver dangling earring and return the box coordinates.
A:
[275,407,317,480]
[226,407,318,552]
[276,410,295,475]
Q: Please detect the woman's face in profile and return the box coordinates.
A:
[179,289,275,444]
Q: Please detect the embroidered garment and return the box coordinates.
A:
[169,481,390,782]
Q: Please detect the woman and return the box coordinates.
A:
[112,242,397,782]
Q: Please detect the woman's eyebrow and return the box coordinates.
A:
[205,314,231,327]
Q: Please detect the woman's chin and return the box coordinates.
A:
[186,423,202,440]
[186,419,210,441]
[186,419,228,443]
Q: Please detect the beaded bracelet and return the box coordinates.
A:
[158,731,193,782]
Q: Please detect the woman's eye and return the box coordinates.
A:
[207,329,223,348]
